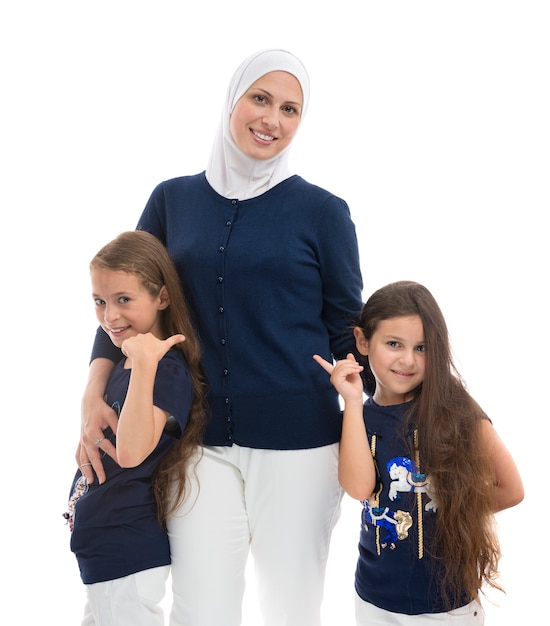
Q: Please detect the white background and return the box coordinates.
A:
[2,1,547,624]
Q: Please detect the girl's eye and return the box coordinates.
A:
[387,341,399,348]
[416,345,426,353]
[118,296,130,304]
[94,298,105,306]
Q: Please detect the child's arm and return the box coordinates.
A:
[313,353,376,501]
[116,333,185,468]
[480,418,524,512]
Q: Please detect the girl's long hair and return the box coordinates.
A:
[357,280,501,606]
[91,230,206,525]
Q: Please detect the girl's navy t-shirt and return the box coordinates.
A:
[68,350,192,584]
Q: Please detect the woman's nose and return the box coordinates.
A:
[261,108,279,130]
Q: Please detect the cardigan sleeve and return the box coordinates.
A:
[89,325,123,364]
[315,194,363,360]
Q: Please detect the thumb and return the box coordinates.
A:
[166,334,186,348]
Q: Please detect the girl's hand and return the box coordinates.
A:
[121,333,185,365]
[313,353,364,402]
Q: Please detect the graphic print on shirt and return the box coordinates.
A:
[386,456,438,512]
[362,433,437,557]
[64,475,88,532]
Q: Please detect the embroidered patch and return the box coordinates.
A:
[63,475,88,532]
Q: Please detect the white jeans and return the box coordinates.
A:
[81,565,170,626]
[355,593,485,625]
[167,443,343,626]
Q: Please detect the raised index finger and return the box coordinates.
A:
[312,354,334,375]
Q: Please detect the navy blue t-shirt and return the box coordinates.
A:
[67,350,193,584]
[354,398,471,614]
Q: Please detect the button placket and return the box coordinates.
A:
[217,201,238,441]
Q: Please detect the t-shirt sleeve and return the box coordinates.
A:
[153,350,193,435]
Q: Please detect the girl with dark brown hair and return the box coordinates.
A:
[314,280,523,625]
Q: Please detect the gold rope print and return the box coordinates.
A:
[370,434,382,556]
[413,428,424,559]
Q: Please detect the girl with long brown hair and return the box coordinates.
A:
[65,230,205,626]
[314,280,523,624]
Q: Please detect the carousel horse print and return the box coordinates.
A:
[386,456,438,511]
[362,498,413,549]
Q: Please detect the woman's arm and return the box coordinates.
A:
[77,357,118,484]
[480,418,524,512]
[313,353,376,500]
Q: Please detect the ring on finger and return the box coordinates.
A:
[80,462,93,469]
[94,436,105,446]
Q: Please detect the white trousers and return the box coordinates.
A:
[355,594,485,625]
[167,443,343,626]
[81,565,170,626]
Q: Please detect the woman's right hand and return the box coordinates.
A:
[76,358,118,484]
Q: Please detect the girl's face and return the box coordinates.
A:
[229,70,303,160]
[91,268,168,349]
[354,315,426,406]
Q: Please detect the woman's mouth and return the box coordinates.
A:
[251,129,275,142]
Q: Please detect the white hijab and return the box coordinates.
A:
[205,48,310,200]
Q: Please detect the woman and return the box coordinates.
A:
[78,48,363,626]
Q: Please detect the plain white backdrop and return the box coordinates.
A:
[2,1,547,624]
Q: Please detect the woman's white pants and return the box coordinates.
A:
[167,443,342,626]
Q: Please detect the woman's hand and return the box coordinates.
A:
[76,358,118,484]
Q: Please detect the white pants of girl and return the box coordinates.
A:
[355,594,485,625]
[81,565,169,626]
[167,443,342,626]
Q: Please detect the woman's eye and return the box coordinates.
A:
[118,296,130,304]
[416,345,426,353]
[94,298,105,306]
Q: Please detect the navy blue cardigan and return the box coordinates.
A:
[92,172,363,449]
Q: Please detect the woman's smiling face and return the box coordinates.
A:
[229,70,303,160]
